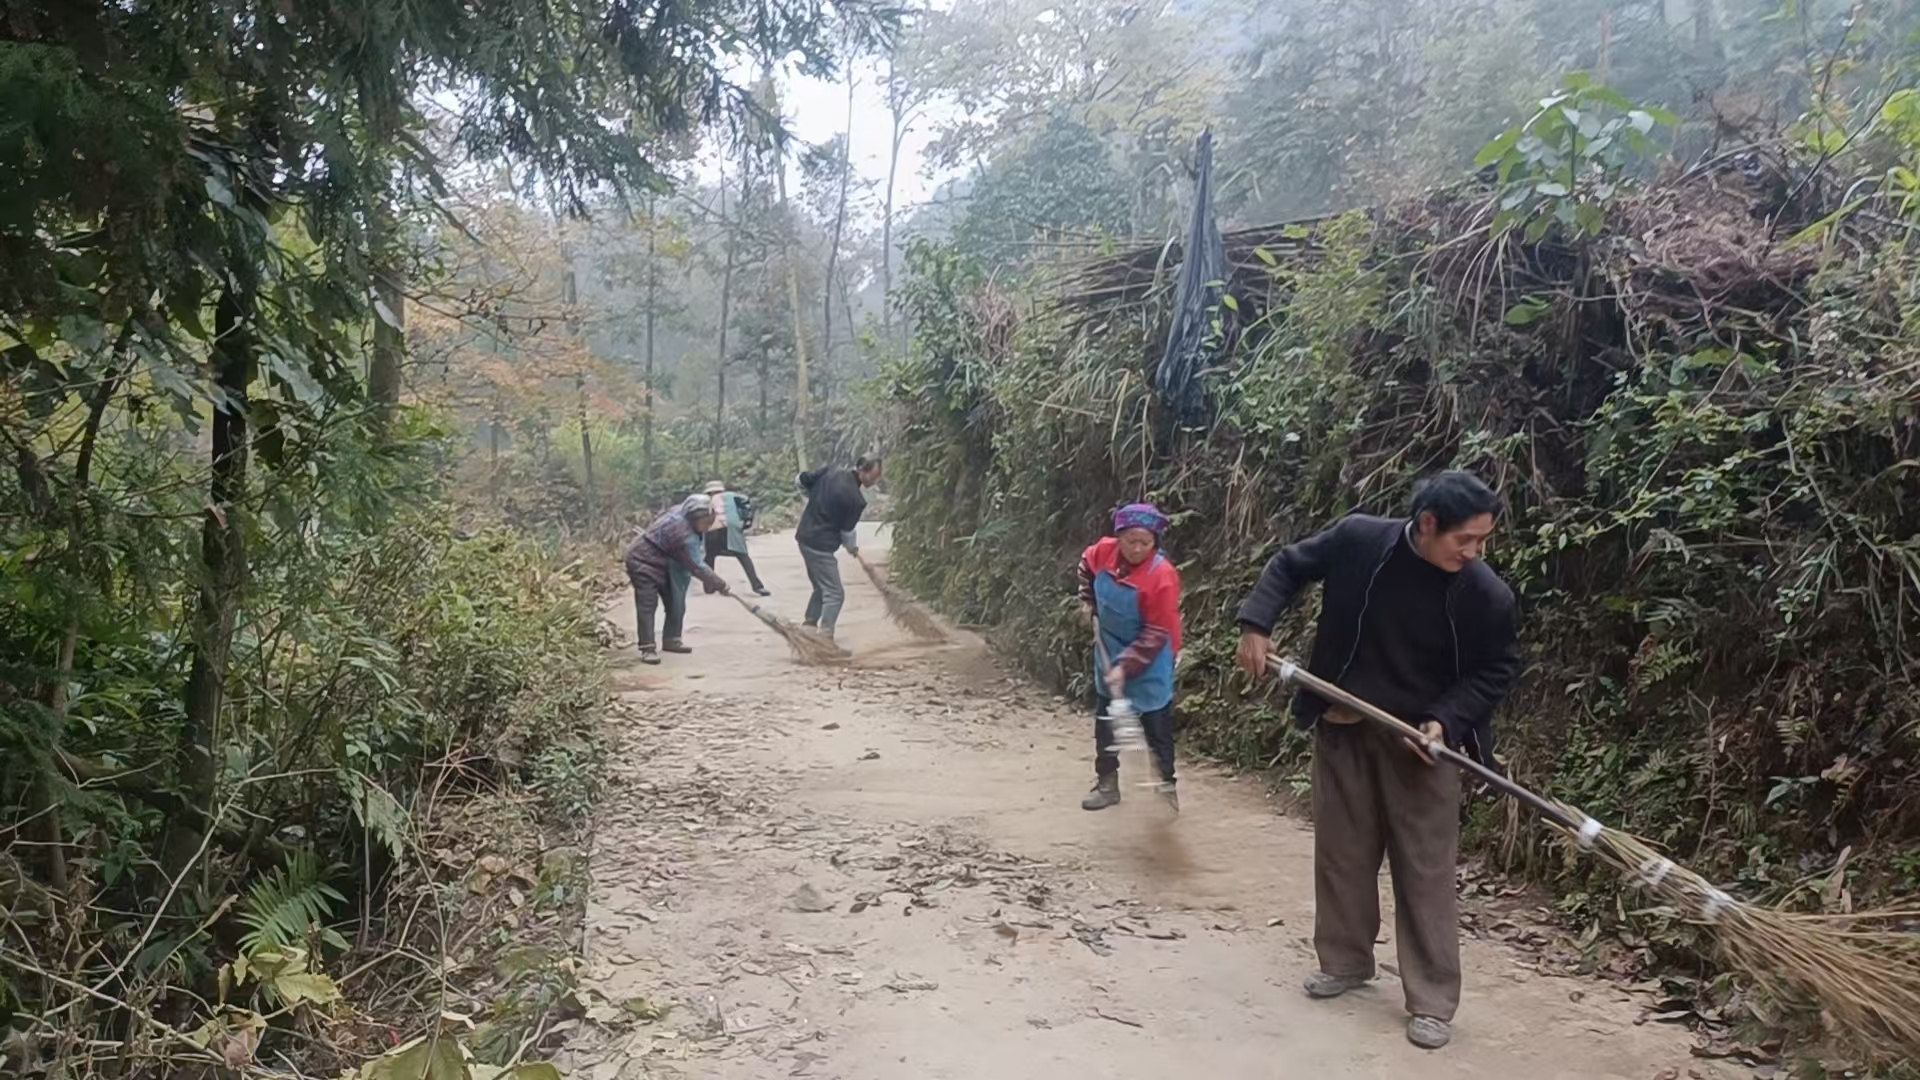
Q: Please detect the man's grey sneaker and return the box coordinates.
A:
[1081,775,1121,811]
[1406,1015,1452,1050]
[662,640,693,654]
[1302,971,1369,999]
[754,586,772,596]
[638,647,661,666]
[1158,782,1179,814]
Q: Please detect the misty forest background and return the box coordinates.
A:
[8,0,1920,1075]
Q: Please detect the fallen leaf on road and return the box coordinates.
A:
[789,884,834,913]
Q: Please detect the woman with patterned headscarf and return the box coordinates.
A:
[1075,502,1183,812]
[623,494,731,664]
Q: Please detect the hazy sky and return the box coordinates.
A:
[692,56,962,229]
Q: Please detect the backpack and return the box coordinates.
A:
[736,494,756,530]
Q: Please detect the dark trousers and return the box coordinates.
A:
[706,533,766,591]
[629,574,685,649]
[1094,698,1176,783]
[710,550,765,591]
[1311,719,1462,1021]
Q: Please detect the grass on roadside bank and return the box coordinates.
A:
[2,515,615,1079]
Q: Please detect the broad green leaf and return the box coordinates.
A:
[363,1034,468,1080]
[1219,293,1239,313]
[1645,106,1680,127]
[1504,297,1551,326]
[1252,246,1277,266]
[274,970,342,1006]
[1474,127,1522,168]
[1534,181,1569,197]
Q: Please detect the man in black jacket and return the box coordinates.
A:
[795,455,883,639]
[1234,471,1520,1051]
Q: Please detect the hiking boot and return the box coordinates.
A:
[662,640,692,654]
[1302,971,1369,999]
[1157,781,1179,814]
[753,586,772,597]
[638,646,661,665]
[1406,1016,1452,1050]
[1081,775,1121,811]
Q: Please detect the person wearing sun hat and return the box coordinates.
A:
[701,479,769,596]
[1075,501,1184,812]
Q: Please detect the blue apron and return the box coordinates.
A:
[1093,556,1176,712]
[668,529,709,601]
[718,492,748,556]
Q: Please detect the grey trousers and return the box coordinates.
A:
[1311,718,1463,1021]
[798,544,845,629]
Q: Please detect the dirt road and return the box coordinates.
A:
[567,529,1719,1079]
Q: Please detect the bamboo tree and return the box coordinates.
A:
[643,193,659,483]
[714,155,747,476]
[174,273,258,872]
[565,262,596,528]
[823,65,857,377]
[776,125,813,473]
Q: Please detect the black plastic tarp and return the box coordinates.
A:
[1153,129,1228,426]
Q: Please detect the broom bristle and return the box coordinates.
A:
[731,595,849,665]
[1558,813,1920,1063]
[784,625,850,665]
[860,559,947,642]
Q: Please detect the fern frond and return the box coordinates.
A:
[239,849,345,954]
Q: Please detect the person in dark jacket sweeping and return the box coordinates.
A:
[1234,471,1521,1052]
[624,494,731,664]
[795,456,882,639]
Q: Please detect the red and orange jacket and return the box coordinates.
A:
[1076,536,1183,677]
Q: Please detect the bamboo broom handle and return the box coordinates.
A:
[1266,655,1579,831]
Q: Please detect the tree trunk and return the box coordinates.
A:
[758,354,769,434]
[714,159,740,477]
[643,194,658,485]
[823,68,855,383]
[883,57,905,350]
[776,139,811,474]
[566,265,595,528]
[368,205,406,437]
[173,283,256,872]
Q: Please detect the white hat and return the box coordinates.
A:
[702,480,726,494]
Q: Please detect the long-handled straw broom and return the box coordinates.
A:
[730,593,848,665]
[1268,654,1920,1062]
[853,552,947,642]
[1094,635,1165,794]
